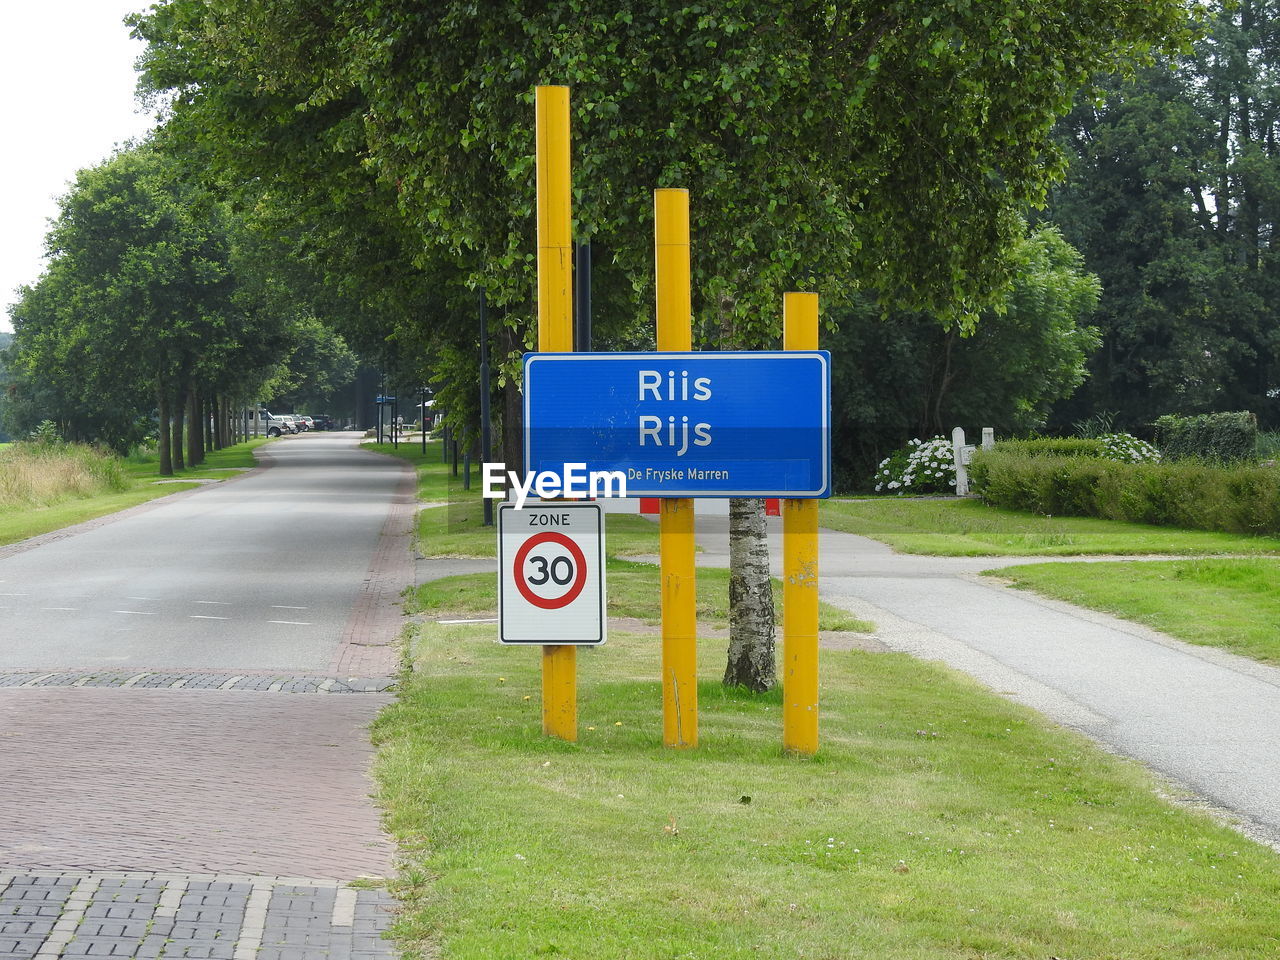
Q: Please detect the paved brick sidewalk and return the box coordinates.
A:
[0,873,396,960]
[0,689,393,879]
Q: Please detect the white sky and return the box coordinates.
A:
[1,0,156,333]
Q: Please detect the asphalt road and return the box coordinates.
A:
[0,433,406,673]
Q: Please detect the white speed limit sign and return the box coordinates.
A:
[498,502,606,645]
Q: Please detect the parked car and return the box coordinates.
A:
[310,414,335,431]
[256,410,293,437]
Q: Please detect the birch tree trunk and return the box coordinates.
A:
[723,497,776,691]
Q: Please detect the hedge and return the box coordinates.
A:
[1154,411,1258,462]
[969,450,1280,536]
[991,438,1108,458]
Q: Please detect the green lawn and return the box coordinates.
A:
[412,561,872,634]
[821,497,1280,556]
[0,437,270,547]
[990,558,1280,665]
[376,580,1280,959]
[364,439,483,504]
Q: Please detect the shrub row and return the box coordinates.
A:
[969,450,1280,536]
[1154,411,1258,462]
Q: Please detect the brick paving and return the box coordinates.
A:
[0,688,393,880]
[0,673,394,694]
[0,873,396,960]
[328,459,416,680]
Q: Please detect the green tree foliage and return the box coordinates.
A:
[3,145,300,468]
[831,225,1101,488]
[133,0,1191,688]
[1046,0,1280,429]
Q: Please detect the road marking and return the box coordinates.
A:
[267,620,312,625]
[232,884,273,960]
[438,618,500,624]
[34,875,100,958]
[40,607,78,612]
[120,673,151,688]
[19,674,54,688]
[267,680,285,692]
[331,886,358,927]
[190,615,230,620]
[218,676,245,690]
[271,605,309,610]
[126,596,159,601]
[0,592,29,596]
[194,600,232,605]
[318,678,335,692]
[170,678,189,688]
[113,610,156,615]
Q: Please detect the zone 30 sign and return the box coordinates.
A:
[498,502,605,645]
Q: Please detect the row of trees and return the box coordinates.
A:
[3,144,357,471]
[122,0,1191,689]
[5,1,1202,690]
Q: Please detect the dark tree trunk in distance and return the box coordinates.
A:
[156,386,172,477]
[171,394,184,471]
[186,385,202,467]
[723,497,777,691]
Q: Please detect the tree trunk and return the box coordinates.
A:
[723,497,777,691]
[186,384,202,467]
[717,290,776,691]
[157,386,172,477]
[202,396,213,453]
[170,392,184,471]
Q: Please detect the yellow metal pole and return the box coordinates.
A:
[655,188,698,748]
[782,292,820,755]
[535,84,576,742]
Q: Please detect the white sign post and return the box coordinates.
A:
[498,501,606,645]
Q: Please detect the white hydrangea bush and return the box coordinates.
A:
[1098,433,1161,463]
[872,437,958,494]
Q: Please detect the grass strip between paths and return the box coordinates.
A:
[989,557,1280,665]
[821,497,1280,556]
[377,590,1280,959]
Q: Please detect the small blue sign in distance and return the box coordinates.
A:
[524,351,831,498]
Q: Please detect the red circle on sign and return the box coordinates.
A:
[513,532,588,610]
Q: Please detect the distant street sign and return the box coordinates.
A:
[498,502,605,645]
[524,351,831,497]
[375,395,398,404]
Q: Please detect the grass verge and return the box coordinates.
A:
[376,583,1280,959]
[0,437,270,547]
[989,558,1280,665]
[821,497,1280,556]
[410,562,872,634]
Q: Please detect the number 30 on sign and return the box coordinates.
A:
[498,502,606,645]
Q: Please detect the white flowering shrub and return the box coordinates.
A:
[1097,432,1161,464]
[872,437,957,494]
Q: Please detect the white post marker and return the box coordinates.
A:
[498,501,606,645]
[952,426,971,496]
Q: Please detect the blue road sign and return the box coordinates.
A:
[524,351,831,498]
[375,395,397,404]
